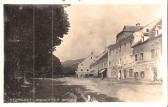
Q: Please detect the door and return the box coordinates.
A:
[153,67,158,81]
[134,72,138,80]
[124,70,127,79]
[140,71,145,79]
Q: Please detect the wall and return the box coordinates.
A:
[133,36,162,80]
[76,53,96,77]
[90,52,108,77]
[107,35,134,79]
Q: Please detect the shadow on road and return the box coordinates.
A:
[5,78,123,102]
[34,79,123,102]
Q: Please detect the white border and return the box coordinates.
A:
[0,0,167,107]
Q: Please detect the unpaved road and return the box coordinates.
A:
[8,77,162,102]
[57,77,162,102]
[32,77,122,102]
[33,77,162,102]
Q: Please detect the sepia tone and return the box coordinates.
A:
[4,4,162,102]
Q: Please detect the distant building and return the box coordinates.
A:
[107,25,143,79]
[132,19,162,81]
[77,19,162,81]
[76,52,96,78]
[90,50,108,78]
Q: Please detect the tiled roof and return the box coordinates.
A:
[132,19,162,48]
[90,51,108,66]
[116,26,144,39]
[107,43,116,49]
[131,34,162,48]
[123,26,143,32]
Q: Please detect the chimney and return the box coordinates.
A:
[136,23,140,26]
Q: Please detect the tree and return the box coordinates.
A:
[4,5,70,99]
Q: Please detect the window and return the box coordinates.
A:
[81,69,83,71]
[111,71,113,76]
[105,62,107,66]
[119,58,121,64]
[155,30,159,37]
[124,43,126,48]
[109,61,111,65]
[129,69,133,77]
[135,54,138,61]
[151,49,155,58]
[111,50,113,56]
[130,40,132,47]
[140,71,145,79]
[87,69,89,71]
[124,70,127,79]
[155,50,158,57]
[134,72,139,80]
[91,57,92,59]
[146,28,149,32]
[109,50,112,56]
[119,45,121,52]
[140,53,143,60]
[152,67,158,81]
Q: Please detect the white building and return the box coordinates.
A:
[132,19,162,81]
[90,50,108,78]
[76,52,96,78]
[107,25,143,79]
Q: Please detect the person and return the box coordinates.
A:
[118,72,121,80]
[153,71,157,81]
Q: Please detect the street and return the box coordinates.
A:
[19,77,162,102]
[31,77,122,102]
[7,77,161,102]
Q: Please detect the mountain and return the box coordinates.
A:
[62,58,84,76]
[62,58,84,67]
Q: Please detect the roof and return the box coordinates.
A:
[131,34,162,48]
[132,19,162,48]
[107,43,116,49]
[136,19,162,33]
[78,52,96,65]
[107,34,133,49]
[96,51,108,61]
[123,26,144,32]
[90,51,108,66]
[117,25,143,39]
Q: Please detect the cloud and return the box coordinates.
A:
[54,4,161,62]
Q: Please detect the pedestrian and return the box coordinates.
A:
[118,72,121,80]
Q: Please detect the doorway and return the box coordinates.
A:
[124,70,127,79]
[153,67,158,81]
[134,72,138,80]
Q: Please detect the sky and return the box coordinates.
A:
[54,5,161,62]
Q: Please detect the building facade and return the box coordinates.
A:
[107,25,143,79]
[132,19,162,81]
[90,50,108,78]
[76,52,96,78]
[76,19,162,81]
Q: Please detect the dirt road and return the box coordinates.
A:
[8,77,162,102]
[56,77,162,102]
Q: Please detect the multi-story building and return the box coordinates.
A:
[77,19,162,81]
[76,52,96,78]
[90,50,108,78]
[107,25,143,79]
[132,19,162,81]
